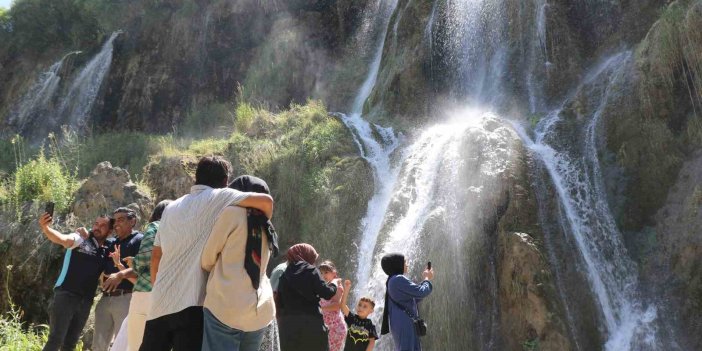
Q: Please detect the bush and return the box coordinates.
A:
[9,150,78,217]
[0,306,49,351]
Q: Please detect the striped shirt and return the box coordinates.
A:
[148,185,249,320]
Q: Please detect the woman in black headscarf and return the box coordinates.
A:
[277,243,338,351]
[200,175,280,351]
[380,253,434,351]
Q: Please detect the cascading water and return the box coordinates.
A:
[7,51,80,133]
[56,31,121,130]
[513,52,677,350]
[332,0,400,297]
[526,0,550,113]
[443,0,510,104]
[364,110,518,351]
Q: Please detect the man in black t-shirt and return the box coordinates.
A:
[38,212,113,351]
[341,280,379,351]
[92,207,143,351]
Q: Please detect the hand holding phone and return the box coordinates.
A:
[44,202,55,217]
[423,261,434,281]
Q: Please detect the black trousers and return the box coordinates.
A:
[43,289,93,351]
[278,315,329,351]
[139,306,204,351]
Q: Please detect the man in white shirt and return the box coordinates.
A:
[140,156,273,351]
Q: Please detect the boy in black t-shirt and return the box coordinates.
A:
[341,279,378,351]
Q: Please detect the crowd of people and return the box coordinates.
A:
[38,156,435,351]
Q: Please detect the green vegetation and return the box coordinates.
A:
[146,100,372,275]
[0,266,67,351]
[1,0,101,57]
[522,338,540,351]
[7,150,79,218]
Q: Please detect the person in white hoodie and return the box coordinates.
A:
[201,175,279,351]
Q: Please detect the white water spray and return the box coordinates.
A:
[57,31,121,129]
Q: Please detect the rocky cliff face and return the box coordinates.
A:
[1,0,701,349]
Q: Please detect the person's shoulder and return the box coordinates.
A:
[388,274,409,285]
[132,232,144,243]
[216,206,247,225]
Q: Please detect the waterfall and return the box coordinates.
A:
[56,31,121,129]
[443,0,509,104]
[332,0,400,297]
[526,0,551,113]
[359,109,517,351]
[513,52,674,351]
[7,51,80,132]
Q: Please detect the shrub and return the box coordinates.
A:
[235,102,258,133]
[9,150,78,217]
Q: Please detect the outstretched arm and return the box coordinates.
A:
[38,213,78,249]
[390,275,433,299]
[237,193,274,219]
[312,269,337,300]
[321,279,344,312]
[340,279,351,317]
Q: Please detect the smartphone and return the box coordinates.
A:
[427,261,432,270]
[44,202,55,217]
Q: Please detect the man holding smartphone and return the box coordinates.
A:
[38,210,113,351]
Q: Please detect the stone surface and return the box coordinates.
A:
[144,155,197,202]
[72,161,153,223]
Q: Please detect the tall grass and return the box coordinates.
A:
[0,266,54,351]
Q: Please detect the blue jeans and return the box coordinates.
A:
[202,308,266,351]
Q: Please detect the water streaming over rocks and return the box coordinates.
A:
[7,51,81,135]
[56,31,121,131]
[513,52,679,350]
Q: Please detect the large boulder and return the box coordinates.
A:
[72,161,153,223]
[144,155,197,202]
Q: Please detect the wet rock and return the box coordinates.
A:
[646,151,702,349]
[498,232,571,351]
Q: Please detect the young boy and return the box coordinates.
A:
[341,280,379,351]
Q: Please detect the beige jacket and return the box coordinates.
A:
[202,206,274,331]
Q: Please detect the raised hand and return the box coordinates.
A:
[109,244,123,268]
[76,227,90,240]
[422,268,434,281]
